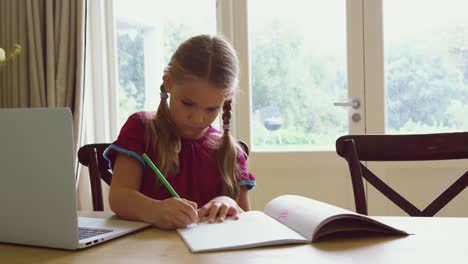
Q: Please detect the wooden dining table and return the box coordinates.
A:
[1,211,467,264]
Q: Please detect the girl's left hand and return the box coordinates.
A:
[198,196,244,223]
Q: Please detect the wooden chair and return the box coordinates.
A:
[78,141,250,211]
[77,144,112,211]
[335,132,468,216]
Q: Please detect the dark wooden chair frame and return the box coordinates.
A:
[78,141,250,211]
[78,144,113,211]
[336,132,468,216]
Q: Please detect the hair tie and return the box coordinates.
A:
[160,92,169,99]
[223,124,231,131]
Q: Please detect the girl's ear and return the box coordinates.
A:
[163,73,172,93]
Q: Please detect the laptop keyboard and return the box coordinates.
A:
[79,227,113,240]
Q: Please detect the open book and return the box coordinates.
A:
[177,195,409,252]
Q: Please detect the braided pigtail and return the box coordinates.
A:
[145,84,181,178]
[216,99,242,200]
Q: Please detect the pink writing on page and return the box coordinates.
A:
[277,210,289,220]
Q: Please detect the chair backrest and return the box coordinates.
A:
[77,141,250,211]
[77,143,112,211]
[335,132,468,216]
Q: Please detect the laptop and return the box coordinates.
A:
[0,108,151,250]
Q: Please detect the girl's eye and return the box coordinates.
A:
[207,108,218,113]
[182,101,193,107]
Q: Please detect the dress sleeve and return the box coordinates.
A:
[103,112,147,169]
[236,149,256,191]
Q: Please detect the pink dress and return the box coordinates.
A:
[104,111,255,207]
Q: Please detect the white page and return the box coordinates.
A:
[264,195,357,241]
[177,211,308,252]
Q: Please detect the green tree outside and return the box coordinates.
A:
[116,21,468,148]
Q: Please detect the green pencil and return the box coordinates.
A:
[142,153,180,198]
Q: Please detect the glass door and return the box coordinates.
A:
[364,0,468,216]
[232,0,366,209]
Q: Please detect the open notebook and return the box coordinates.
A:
[177,195,409,252]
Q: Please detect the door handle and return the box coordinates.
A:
[333,99,360,109]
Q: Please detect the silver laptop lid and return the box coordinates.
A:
[0,108,79,249]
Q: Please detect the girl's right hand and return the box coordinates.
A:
[151,198,198,229]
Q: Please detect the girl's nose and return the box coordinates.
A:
[190,111,205,126]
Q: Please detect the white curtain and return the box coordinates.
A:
[77,0,119,211]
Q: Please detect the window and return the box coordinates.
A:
[384,0,468,133]
[111,0,468,149]
[247,0,349,151]
[113,0,216,128]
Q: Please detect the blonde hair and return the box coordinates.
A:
[145,35,243,200]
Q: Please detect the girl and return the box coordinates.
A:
[104,34,256,230]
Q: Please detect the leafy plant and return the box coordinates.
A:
[0,44,21,65]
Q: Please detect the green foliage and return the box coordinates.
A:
[387,119,458,134]
[445,100,468,129]
[385,37,468,131]
[117,31,145,123]
[251,21,468,147]
[250,21,348,147]
[162,21,192,65]
[116,22,195,126]
[116,19,468,148]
